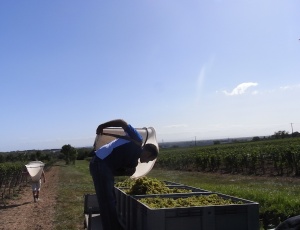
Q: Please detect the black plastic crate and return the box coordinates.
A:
[115,185,211,230]
[114,187,129,227]
[129,192,259,230]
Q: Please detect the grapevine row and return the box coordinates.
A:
[0,162,28,206]
[157,138,300,176]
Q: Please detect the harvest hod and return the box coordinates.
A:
[83,180,259,230]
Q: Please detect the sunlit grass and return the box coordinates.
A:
[54,160,94,230]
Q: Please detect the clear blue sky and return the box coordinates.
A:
[1,1,300,152]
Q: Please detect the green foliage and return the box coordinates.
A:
[76,148,92,160]
[0,154,5,163]
[0,149,60,164]
[60,144,78,165]
[0,161,27,203]
[157,138,300,176]
[273,130,289,139]
[0,161,24,176]
[252,136,261,141]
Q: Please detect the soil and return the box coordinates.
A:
[0,165,59,230]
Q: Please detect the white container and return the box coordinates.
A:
[25,161,45,182]
[94,127,159,179]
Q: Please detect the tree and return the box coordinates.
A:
[292,131,300,137]
[273,130,289,139]
[61,144,78,165]
[0,154,4,163]
[77,148,92,160]
[213,140,221,145]
[69,147,78,165]
[252,136,260,141]
[36,150,42,160]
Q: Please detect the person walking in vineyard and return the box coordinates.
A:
[31,169,46,202]
[89,119,158,230]
[23,167,46,202]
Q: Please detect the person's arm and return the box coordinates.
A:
[96,119,128,135]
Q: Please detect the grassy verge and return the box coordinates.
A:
[54,160,94,230]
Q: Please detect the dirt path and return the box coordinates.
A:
[0,165,60,230]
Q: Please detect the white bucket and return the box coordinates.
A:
[25,161,45,182]
[94,127,159,179]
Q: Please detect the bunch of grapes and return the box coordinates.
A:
[115,178,136,188]
[128,177,168,195]
[127,177,191,195]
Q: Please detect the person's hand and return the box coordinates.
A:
[96,124,104,135]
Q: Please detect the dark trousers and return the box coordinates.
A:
[90,156,124,230]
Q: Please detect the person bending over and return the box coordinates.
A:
[89,119,158,230]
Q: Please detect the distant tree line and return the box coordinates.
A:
[212,130,300,145]
[0,149,60,164]
[252,130,300,142]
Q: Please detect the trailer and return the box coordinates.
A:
[83,194,102,230]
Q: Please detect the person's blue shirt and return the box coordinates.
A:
[95,124,143,171]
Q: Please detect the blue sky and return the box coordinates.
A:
[1,1,300,152]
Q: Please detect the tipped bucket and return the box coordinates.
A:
[25,161,45,182]
[93,127,159,179]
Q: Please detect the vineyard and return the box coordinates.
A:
[157,137,300,176]
[0,162,28,206]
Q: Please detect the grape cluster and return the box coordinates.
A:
[115,178,136,188]
[128,177,167,195]
[126,177,191,195]
[139,194,243,209]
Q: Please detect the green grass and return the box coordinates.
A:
[53,161,300,229]
[54,160,95,230]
